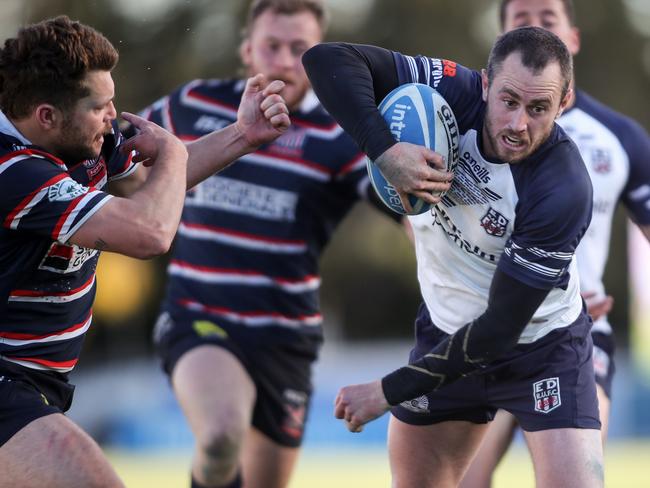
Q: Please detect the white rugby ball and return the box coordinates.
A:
[367,83,459,215]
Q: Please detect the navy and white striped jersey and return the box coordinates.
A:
[558,91,650,335]
[0,112,136,373]
[143,79,368,341]
[396,55,592,343]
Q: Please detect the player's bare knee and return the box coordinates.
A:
[196,422,246,465]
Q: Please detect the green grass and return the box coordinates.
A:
[108,440,650,487]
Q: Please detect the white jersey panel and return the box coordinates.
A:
[558,109,630,334]
[411,129,583,343]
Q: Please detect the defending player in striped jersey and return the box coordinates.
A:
[460,2,650,487]
[304,27,604,487]
[0,15,289,488]
[132,2,396,487]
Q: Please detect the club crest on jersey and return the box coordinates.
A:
[533,377,561,413]
[400,395,430,414]
[480,207,508,237]
[269,126,307,158]
[48,179,88,202]
[590,148,612,174]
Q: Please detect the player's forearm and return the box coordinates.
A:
[303,42,398,160]
[97,143,187,258]
[185,123,254,189]
[381,269,549,405]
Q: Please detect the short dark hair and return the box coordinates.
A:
[243,0,329,38]
[487,26,573,100]
[499,0,576,30]
[0,15,118,120]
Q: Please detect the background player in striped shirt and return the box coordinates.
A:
[132,1,397,487]
[460,1,650,486]
[0,15,289,488]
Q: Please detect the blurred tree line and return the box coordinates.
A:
[2,0,648,361]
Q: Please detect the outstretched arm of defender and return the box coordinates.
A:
[184,74,290,189]
[69,113,188,258]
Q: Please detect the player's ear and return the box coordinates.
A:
[567,26,581,56]
[239,38,252,67]
[34,104,61,131]
[557,87,573,118]
[481,69,489,102]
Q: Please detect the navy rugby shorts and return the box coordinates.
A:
[591,331,615,399]
[0,359,75,446]
[392,303,601,432]
[153,311,321,447]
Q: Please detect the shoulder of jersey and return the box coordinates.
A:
[575,90,646,137]
[174,78,241,107]
[366,83,460,215]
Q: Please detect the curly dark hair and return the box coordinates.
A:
[0,15,118,120]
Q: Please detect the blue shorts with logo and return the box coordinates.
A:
[153,310,321,447]
[0,359,75,446]
[392,304,601,432]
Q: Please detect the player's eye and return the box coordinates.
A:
[291,44,308,57]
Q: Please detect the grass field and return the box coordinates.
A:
[109,440,650,487]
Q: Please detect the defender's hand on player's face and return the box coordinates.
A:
[119,112,187,166]
[334,380,390,433]
[375,142,454,213]
[236,73,290,148]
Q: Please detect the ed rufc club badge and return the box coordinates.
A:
[533,377,561,413]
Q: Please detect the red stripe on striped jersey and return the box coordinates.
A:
[164,97,178,135]
[117,148,134,175]
[10,274,94,298]
[291,117,339,132]
[0,148,65,168]
[3,172,68,228]
[181,221,306,245]
[178,299,320,321]
[254,149,334,175]
[0,310,91,340]
[179,135,199,142]
[5,356,79,369]
[186,89,238,111]
[337,153,367,177]
[171,259,317,283]
[51,190,94,240]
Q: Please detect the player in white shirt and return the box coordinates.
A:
[461,2,650,486]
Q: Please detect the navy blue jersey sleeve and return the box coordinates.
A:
[619,119,650,225]
[393,53,485,133]
[0,151,113,243]
[499,135,592,289]
[303,43,403,160]
[105,121,137,181]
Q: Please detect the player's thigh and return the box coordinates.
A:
[171,344,256,437]
[525,427,603,488]
[0,413,123,488]
[459,409,519,488]
[241,427,300,488]
[388,414,488,488]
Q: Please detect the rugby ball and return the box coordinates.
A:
[367,83,459,215]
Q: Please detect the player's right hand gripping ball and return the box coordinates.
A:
[367,83,460,215]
